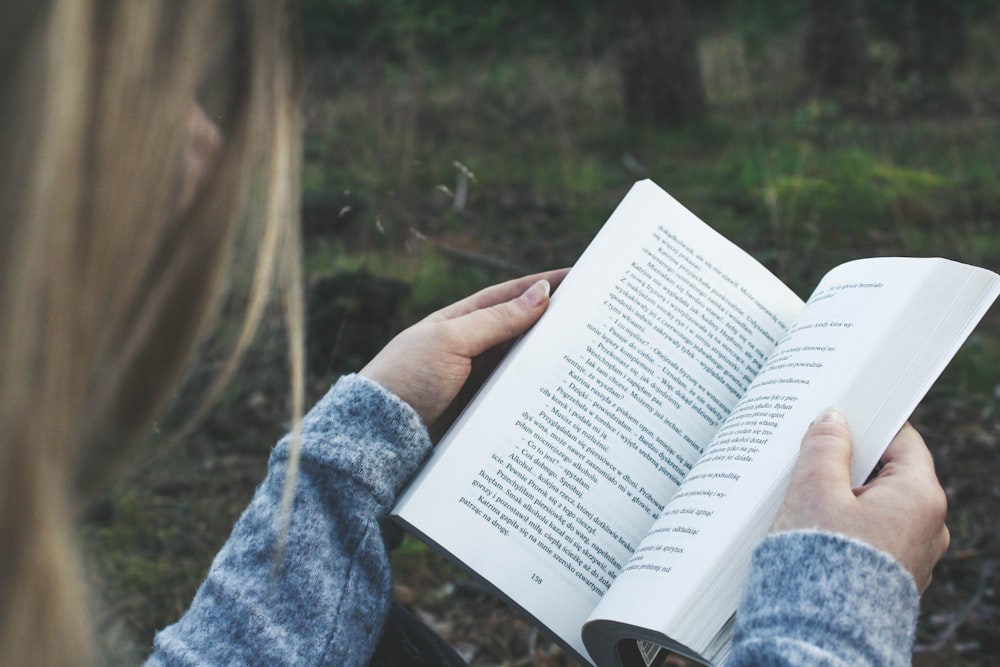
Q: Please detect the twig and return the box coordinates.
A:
[452,160,475,212]
[916,561,994,653]
[506,642,563,667]
[434,243,528,276]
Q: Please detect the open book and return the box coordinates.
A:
[391,180,1000,666]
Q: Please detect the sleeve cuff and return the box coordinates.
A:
[270,373,433,510]
[732,530,919,666]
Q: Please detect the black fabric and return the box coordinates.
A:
[369,602,468,667]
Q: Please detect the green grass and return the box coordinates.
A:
[301,45,1000,386]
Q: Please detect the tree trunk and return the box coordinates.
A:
[803,0,869,97]
[899,0,965,85]
[619,0,706,127]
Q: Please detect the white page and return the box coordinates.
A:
[393,180,803,663]
[584,256,1000,664]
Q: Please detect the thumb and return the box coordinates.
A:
[449,279,552,357]
[772,407,856,533]
[791,408,855,495]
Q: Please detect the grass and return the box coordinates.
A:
[83,24,1000,664]
[304,47,1000,312]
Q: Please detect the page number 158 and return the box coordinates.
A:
[531,573,543,584]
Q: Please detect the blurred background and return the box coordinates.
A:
[83,1,1000,664]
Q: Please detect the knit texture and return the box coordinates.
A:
[147,376,920,666]
[147,374,431,667]
[728,530,920,666]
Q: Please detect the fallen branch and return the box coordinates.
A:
[434,242,528,276]
[410,229,528,276]
[916,560,995,653]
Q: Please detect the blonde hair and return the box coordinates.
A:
[0,1,303,664]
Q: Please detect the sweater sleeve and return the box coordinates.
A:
[146,374,433,667]
[726,530,920,667]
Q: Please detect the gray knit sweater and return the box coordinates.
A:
[147,374,920,666]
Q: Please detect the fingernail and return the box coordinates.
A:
[814,407,848,426]
[521,279,550,307]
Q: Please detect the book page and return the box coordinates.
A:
[392,180,803,663]
[583,256,999,665]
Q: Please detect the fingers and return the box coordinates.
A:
[443,278,554,357]
[872,423,935,479]
[863,424,950,590]
[433,268,570,321]
[774,411,951,592]
[858,424,942,504]
[360,269,569,427]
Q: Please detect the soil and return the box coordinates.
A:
[83,307,1000,666]
[82,169,1000,666]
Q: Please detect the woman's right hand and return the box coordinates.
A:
[771,408,950,592]
[360,269,569,435]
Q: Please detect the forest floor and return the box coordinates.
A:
[81,314,1000,666]
[82,46,1000,666]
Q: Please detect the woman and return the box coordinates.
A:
[1,2,948,666]
[0,2,301,663]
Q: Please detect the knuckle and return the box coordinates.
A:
[940,525,951,554]
[484,304,518,337]
[807,419,851,439]
[803,421,852,453]
[435,319,465,349]
[928,484,949,521]
[899,422,927,446]
[799,429,851,462]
